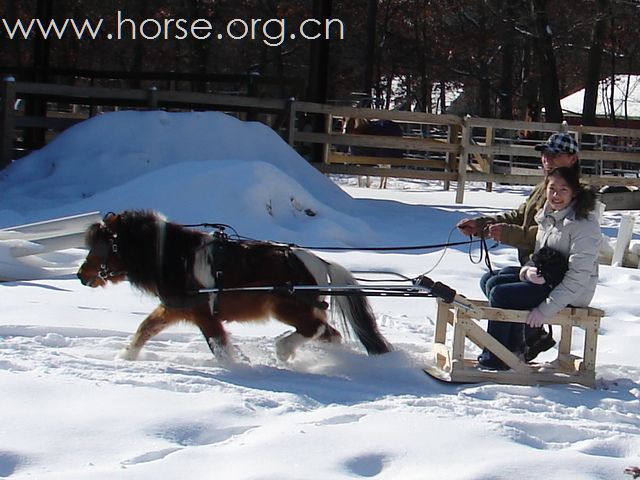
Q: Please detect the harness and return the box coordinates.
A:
[155,227,229,311]
[207,228,229,315]
[90,217,467,311]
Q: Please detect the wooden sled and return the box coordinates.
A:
[424,297,604,388]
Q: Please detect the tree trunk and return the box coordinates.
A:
[581,0,609,126]
[531,0,563,122]
[307,0,333,162]
[498,0,515,120]
[362,0,378,105]
[25,0,53,150]
[307,0,332,104]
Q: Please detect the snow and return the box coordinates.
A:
[561,75,640,118]
[1,111,639,479]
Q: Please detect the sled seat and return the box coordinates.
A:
[424,297,604,388]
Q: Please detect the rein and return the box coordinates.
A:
[467,234,496,274]
[178,221,497,279]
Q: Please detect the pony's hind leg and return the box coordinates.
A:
[273,301,340,361]
[121,305,182,360]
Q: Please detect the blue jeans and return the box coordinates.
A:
[479,268,551,366]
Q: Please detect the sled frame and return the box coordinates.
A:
[425,298,604,388]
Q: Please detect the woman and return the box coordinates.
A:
[478,166,601,369]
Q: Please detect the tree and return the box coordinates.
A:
[307,0,333,104]
[531,0,563,122]
[362,0,377,102]
[582,0,609,126]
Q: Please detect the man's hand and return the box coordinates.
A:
[486,223,505,242]
[527,308,547,328]
[520,266,546,285]
[456,218,478,236]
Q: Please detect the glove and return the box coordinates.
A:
[527,308,547,328]
[520,266,546,285]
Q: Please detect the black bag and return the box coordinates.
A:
[528,246,568,288]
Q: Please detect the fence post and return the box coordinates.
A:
[287,98,297,147]
[611,213,636,267]
[0,78,17,169]
[455,116,471,204]
[485,126,494,192]
[147,86,158,109]
[445,124,460,191]
[322,112,332,164]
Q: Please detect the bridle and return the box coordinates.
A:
[87,215,128,282]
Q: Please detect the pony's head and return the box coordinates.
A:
[77,212,128,287]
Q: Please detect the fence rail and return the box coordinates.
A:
[2,79,640,204]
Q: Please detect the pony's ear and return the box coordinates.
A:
[102,212,119,231]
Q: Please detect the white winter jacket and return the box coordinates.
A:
[534,201,601,317]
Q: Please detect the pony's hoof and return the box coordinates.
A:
[275,331,305,362]
[275,346,292,362]
[275,338,297,362]
[207,338,234,363]
[118,347,139,361]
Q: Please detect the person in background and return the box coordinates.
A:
[456,131,581,360]
[477,166,600,370]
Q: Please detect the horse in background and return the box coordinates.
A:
[518,101,543,141]
[344,118,404,188]
[77,210,391,363]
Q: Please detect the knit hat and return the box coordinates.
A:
[535,132,579,155]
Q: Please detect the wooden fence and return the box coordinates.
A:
[2,79,640,204]
[289,102,640,202]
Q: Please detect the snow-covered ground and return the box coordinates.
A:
[1,112,639,479]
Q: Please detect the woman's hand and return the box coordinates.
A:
[520,266,546,285]
[527,308,547,327]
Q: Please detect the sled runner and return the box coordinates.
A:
[424,297,604,388]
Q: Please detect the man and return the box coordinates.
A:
[458,131,580,263]
[456,131,580,361]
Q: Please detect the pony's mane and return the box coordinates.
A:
[110,210,205,298]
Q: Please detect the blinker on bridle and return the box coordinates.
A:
[93,213,126,280]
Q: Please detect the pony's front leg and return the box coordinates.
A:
[121,305,181,360]
[195,313,233,361]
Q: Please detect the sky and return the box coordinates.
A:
[0,111,639,479]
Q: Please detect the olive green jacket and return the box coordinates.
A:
[473,182,547,265]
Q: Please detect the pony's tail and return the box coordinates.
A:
[325,262,392,355]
